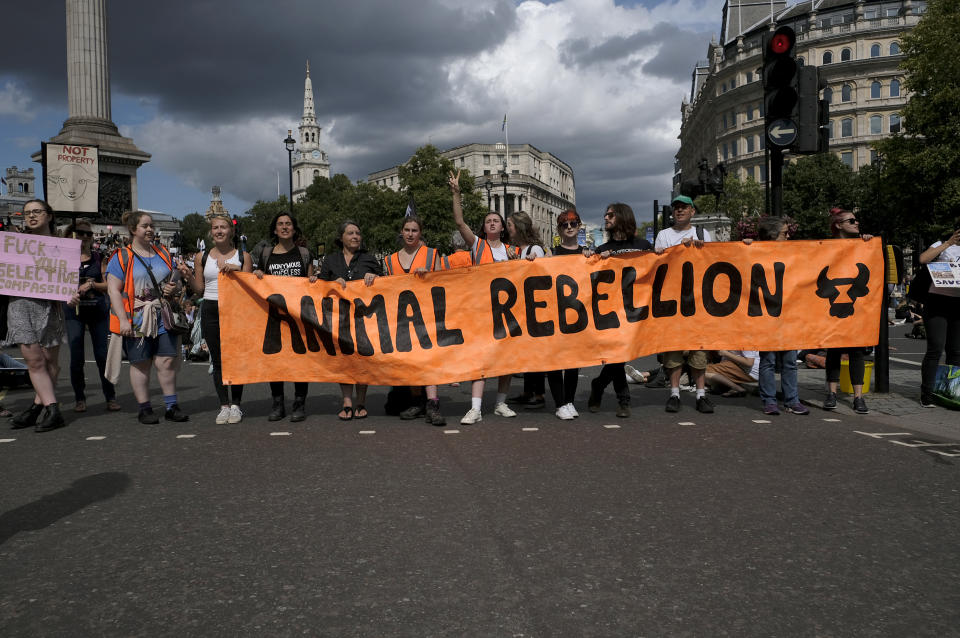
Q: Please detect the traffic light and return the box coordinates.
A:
[795,66,828,153]
[763,26,799,148]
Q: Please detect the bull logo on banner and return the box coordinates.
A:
[815,264,870,318]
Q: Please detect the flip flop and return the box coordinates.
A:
[338,406,354,421]
[354,405,368,419]
[722,390,747,398]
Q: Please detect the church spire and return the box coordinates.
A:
[302,60,316,123]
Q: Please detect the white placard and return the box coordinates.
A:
[45,143,99,213]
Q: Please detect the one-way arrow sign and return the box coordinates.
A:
[767,118,798,147]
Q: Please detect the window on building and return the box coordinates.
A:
[841,84,852,102]
[870,149,879,164]
[841,151,854,167]
[759,102,764,117]
[870,115,882,134]
[746,71,753,83]
[871,43,881,57]
[484,169,490,175]
[797,56,804,66]
[745,106,754,121]
[730,76,736,89]
[865,7,879,19]
[890,42,901,55]
[313,169,319,179]
[497,154,505,166]
[760,165,767,182]
[722,143,729,160]
[824,87,833,103]
[871,81,882,98]
[885,7,899,17]
[759,134,765,150]
[722,113,728,129]
[841,118,853,137]
[823,51,833,65]
[890,79,901,97]
[746,136,755,153]
[731,140,737,156]
[721,82,727,93]
[296,171,301,188]
[841,48,851,62]
[827,120,834,139]
[484,154,490,165]
[511,154,519,165]
[890,113,901,133]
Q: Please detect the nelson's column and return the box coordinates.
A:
[32,0,150,220]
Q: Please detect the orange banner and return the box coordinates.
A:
[220,239,883,386]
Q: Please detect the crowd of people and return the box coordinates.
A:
[2,190,959,432]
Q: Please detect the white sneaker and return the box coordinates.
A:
[215,406,230,424]
[624,364,645,384]
[460,407,482,424]
[555,404,574,420]
[565,403,580,418]
[228,404,243,424]
[494,402,517,417]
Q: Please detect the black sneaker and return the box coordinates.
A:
[400,404,425,420]
[11,403,43,429]
[268,397,285,421]
[665,395,681,413]
[138,409,160,425]
[425,400,446,426]
[164,404,189,422]
[823,392,838,410]
[920,394,936,408]
[34,404,66,433]
[588,379,603,413]
[506,393,530,405]
[696,396,715,414]
[616,403,630,418]
[524,396,546,410]
[853,396,869,414]
[290,398,306,422]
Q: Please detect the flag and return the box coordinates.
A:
[405,192,416,217]
[501,114,507,131]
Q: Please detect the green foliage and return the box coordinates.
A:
[694,175,765,239]
[179,212,208,253]
[781,154,859,239]
[876,0,960,240]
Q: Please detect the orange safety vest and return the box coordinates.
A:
[441,251,474,270]
[107,245,174,334]
[471,239,519,265]
[383,246,440,275]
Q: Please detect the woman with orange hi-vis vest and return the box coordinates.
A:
[383,216,446,426]
[448,169,519,425]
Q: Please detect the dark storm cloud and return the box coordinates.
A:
[0,0,516,123]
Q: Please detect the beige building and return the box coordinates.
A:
[675,0,923,196]
[368,143,576,248]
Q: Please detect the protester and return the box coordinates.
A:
[442,231,473,269]
[588,203,652,418]
[106,211,188,424]
[182,213,252,424]
[4,199,68,432]
[449,169,519,424]
[653,195,714,413]
[505,211,549,410]
[705,350,760,397]
[548,210,584,419]
[917,225,960,407]
[253,212,315,422]
[383,216,446,426]
[63,219,119,413]
[320,219,380,421]
[823,208,873,413]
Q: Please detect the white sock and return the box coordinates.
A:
[696,389,705,399]
[471,397,482,411]
[670,387,680,398]
[496,393,507,405]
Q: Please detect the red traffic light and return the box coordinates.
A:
[766,26,796,57]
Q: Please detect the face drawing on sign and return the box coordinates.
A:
[47,163,98,201]
[816,264,870,318]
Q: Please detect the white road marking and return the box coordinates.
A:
[85,436,106,441]
[603,424,620,429]
[270,432,291,436]
[752,419,771,424]
[889,357,921,367]
[522,427,539,432]
[889,440,958,448]
[823,418,843,422]
[928,449,960,458]
[443,429,460,434]
[678,421,696,426]
[853,431,913,438]
[0,438,15,443]
[176,434,196,439]
[358,430,376,435]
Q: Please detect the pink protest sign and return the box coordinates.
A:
[0,231,82,302]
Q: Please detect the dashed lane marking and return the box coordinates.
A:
[86,436,106,441]
[853,431,913,438]
[270,432,291,436]
[678,421,696,426]
[358,430,376,435]
[176,434,196,439]
[443,429,460,434]
[823,418,843,422]
[753,419,772,424]
[889,356,921,367]
[0,438,15,443]
[522,427,539,432]
[603,424,620,429]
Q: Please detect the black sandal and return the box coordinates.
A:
[338,406,354,421]
[354,405,368,419]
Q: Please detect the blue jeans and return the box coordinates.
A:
[759,350,798,406]
[65,305,115,402]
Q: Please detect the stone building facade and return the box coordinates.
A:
[675,0,923,196]
[368,143,576,248]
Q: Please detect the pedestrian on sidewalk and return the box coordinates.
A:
[917,225,960,407]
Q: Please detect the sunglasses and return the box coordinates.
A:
[74,230,93,237]
[603,212,615,219]
[840,218,858,224]
[560,221,580,229]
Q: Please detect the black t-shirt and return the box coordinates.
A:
[553,244,584,255]
[267,249,306,277]
[597,237,652,255]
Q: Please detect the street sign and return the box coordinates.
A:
[767,119,798,146]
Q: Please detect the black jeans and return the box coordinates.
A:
[826,348,866,385]
[64,304,114,402]
[547,368,579,407]
[921,294,960,396]
[523,372,545,397]
[201,301,244,405]
[592,363,630,405]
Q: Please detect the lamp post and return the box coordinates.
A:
[283,129,296,213]
[485,178,493,211]
[500,170,509,216]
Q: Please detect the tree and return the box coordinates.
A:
[781,154,859,238]
[876,0,960,244]
[179,212,208,253]
[694,174,765,239]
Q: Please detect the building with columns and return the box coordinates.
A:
[368,143,576,248]
[31,0,150,219]
[291,61,330,202]
[675,0,922,196]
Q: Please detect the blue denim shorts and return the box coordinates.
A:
[124,331,180,363]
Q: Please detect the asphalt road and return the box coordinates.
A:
[1,351,958,637]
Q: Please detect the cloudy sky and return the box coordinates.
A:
[0,0,720,229]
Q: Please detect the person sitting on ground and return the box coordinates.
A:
[705,350,760,397]
[448,169,520,425]
[654,195,714,414]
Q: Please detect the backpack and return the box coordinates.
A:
[254,243,310,276]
